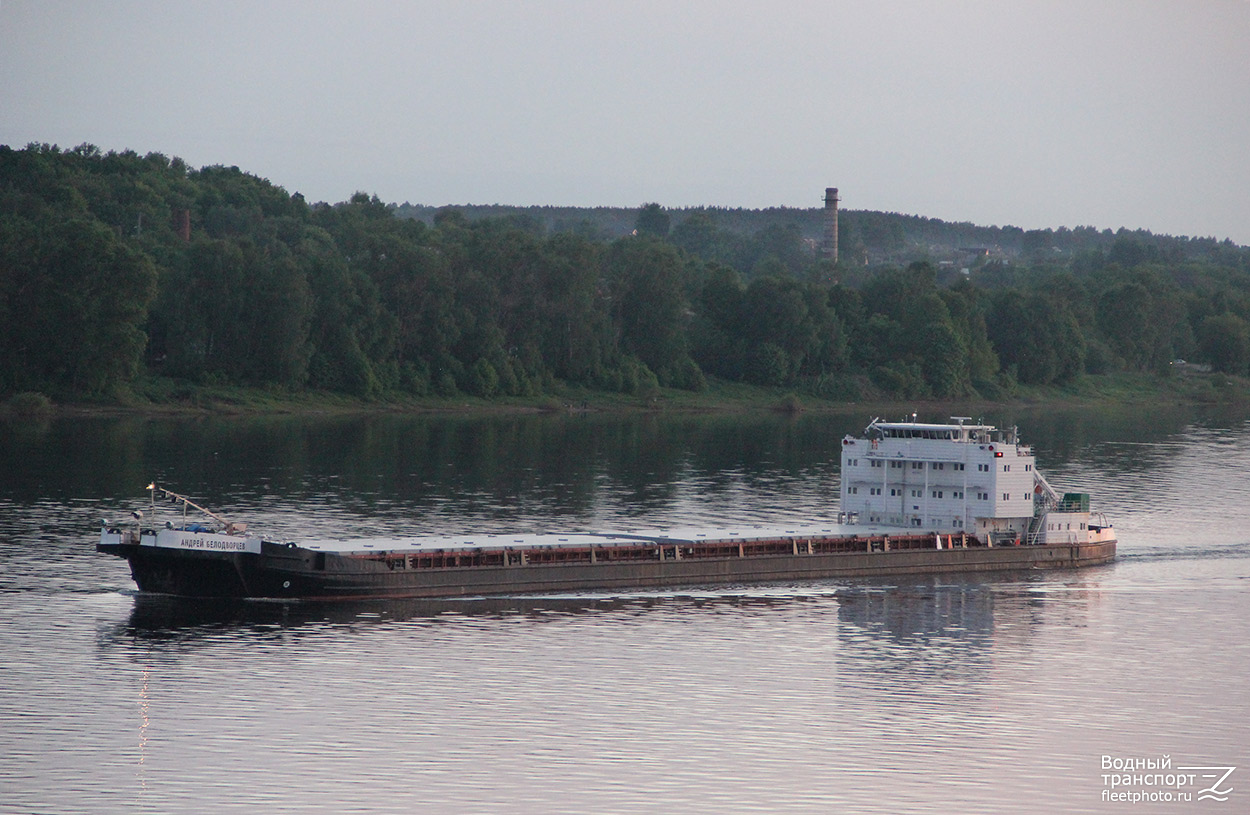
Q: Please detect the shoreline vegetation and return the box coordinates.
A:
[4,143,1250,420]
[6,368,1248,420]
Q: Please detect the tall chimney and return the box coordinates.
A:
[821,187,839,263]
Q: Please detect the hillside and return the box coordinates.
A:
[3,142,1250,411]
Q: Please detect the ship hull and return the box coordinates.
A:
[100,537,1117,601]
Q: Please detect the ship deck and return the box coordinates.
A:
[297,521,922,555]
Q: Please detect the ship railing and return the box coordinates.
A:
[100,526,142,546]
[987,530,1043,546]
[359,532,994,571]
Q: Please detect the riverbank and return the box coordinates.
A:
[4,368,1248,419]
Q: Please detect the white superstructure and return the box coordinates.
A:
[840,417,1113,546]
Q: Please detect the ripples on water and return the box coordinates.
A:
[1,408,1249,814]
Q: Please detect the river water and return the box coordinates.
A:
[1,406,1247,814]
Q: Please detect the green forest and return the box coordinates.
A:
[3,143,1250,406]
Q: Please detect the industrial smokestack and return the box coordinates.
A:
[173,208,191,242]
[821,187,839,263]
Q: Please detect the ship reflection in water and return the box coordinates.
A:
[106,569,1102,650]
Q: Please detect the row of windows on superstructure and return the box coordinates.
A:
[847,459,1031,473]
[862,515,967,528]
[847,487,1031,501]
[877,428,962,440]
[862,460,967,471]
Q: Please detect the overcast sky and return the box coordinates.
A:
[3,1,1248,243]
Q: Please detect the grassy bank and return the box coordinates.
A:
[5,367,1248,420]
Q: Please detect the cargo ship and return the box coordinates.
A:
[97,418,1116,600]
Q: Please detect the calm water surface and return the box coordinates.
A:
[1,407,1248,814]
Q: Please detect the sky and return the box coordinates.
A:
[3,0,1249,244]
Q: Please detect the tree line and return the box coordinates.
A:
[2,143,1249,404]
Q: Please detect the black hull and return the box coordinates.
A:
[100,539,1118,601]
